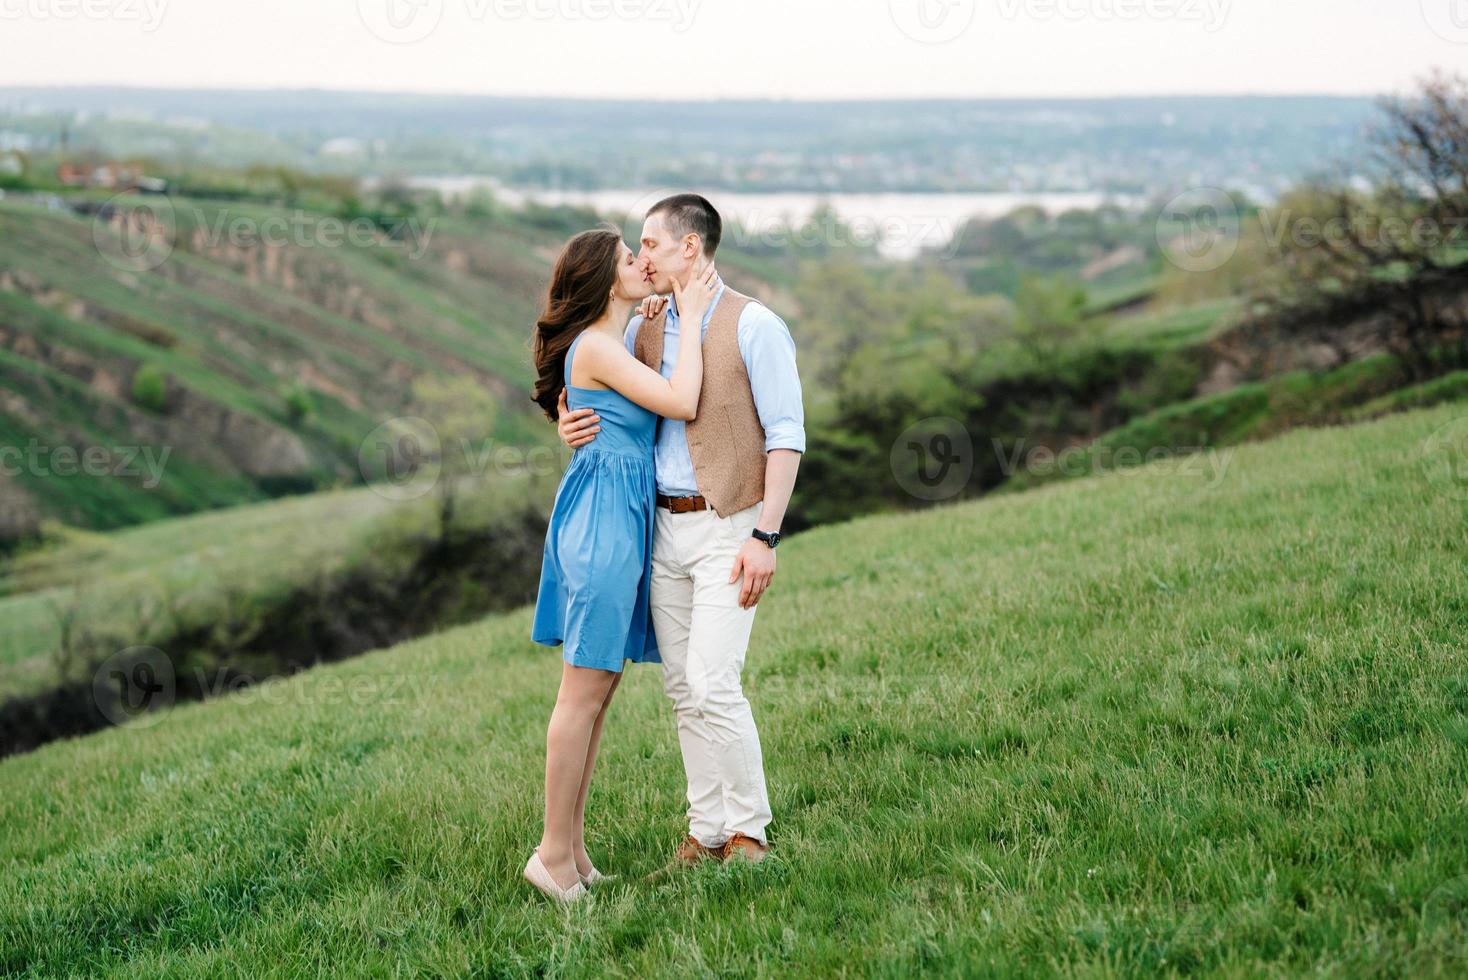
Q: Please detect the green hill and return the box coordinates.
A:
[0,480,427,698]
[2,403,1465,975]
[0,192,563,540]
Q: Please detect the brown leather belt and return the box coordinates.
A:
[656,493,709,513]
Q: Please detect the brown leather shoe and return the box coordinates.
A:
[721,833,769,863]
[674,834,725,866]
[643,834,726,882]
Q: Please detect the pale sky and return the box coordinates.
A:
[0,0,1462,99]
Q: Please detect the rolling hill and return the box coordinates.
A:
[0,191,566,541]
[0,190,801,546]
[1,402,1464,975]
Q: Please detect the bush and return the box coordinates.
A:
[131,364,168,413]
[281,382,314,424]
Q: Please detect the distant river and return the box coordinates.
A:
[397,176,1140,259]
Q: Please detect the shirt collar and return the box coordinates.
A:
[668,277,726,329]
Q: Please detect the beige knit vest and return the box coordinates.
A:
[634,287,767,517]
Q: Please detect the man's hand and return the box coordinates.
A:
[730,536,776,609]
[557,388,600,449]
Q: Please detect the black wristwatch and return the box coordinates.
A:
[751,528,781,549]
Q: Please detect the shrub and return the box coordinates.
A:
[131,364,168,413]
[281,382,314,424]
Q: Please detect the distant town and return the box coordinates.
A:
[0,88,1378,199]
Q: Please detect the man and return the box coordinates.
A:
[556,193,803,865]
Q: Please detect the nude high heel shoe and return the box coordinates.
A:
[524,848,587,903]
[579,866,615,887]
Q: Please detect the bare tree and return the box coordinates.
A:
[1249,73,1468,380]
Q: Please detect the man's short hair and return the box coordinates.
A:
[647,193,722,256]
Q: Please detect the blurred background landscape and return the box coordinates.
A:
[3,74,1464,747]
[2,1,1467,972]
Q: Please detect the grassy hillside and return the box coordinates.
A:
[0,467,560,704]
[0,191,800,544]
[2,403,1465,975]
[0,192,563,538]
[0,483,402,696]
[1004,352,1468,495]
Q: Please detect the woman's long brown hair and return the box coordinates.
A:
[530,226,622,421]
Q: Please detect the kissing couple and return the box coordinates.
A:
[524,194,804,902]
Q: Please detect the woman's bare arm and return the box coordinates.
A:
[581,264,718,420]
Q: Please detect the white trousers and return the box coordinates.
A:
[650,500,772,847]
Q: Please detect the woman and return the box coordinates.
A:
[525,226,718,902]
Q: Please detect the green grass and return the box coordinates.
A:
[1006,353,1468,493]
[0,470,555,698]
[0,195,567,533]
[1347,370,1468,422]
[2,403,1466,975]
[1102,296,1241,349]
[0,194,795,536]
[1083,272,1159,315]
[0,485,396,673]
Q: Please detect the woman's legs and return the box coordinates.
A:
[572,670,622,876]
[537,661,619,889]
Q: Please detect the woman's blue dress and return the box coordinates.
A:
[531,331,661,671]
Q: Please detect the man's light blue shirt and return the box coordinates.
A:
[623,282,805,497]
